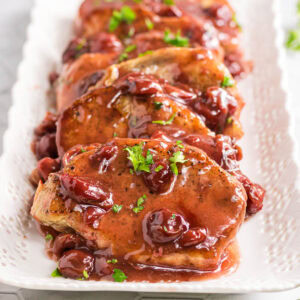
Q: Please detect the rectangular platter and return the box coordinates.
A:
[0,0,299,293]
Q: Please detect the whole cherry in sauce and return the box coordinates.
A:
[52,233,84,259]
[142,161,173,193]
[89,145,118,173]
[179,227,207,247]
[145,209,189,244]
[58,249,94,279]
[83,206,106,228]
[35,133,58,160]
[59,174,113,209]
[37,157,60,181]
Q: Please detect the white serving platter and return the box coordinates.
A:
[0,0,299,293]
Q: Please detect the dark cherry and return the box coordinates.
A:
[145,209,189,244]
[34,112,57,137]
[52,233,84,259]
[245,182,265,215]
[78,71,104,96]
[88,32,123,54]
[179,227,207,247]
[60,174,113,209]
[89,145,118,173]
[62,37,89,64]
[204,3,233,26]
[114,73,163,95]
[37,157,61,181]
[193,87,237,133]
[83,206,106,228]
[58,249,94,279]
[35,133,58,160]
[142,161,173,193]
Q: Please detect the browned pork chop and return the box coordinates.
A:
[31,138,247,271]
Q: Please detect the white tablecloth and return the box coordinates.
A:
[0,0,299,299]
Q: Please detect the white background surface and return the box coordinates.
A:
[0,0,299,299]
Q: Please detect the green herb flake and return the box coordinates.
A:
[232,14,242,30]
[145,18,154,30]
[154,101,163,110]
[125,44,137,53]
[155,165,163,172]
[133,195,147,214]
[83,270,89,279]
[138,50,154,57]
[45,234,53,241]
[113,132,118,137]
[286,29,300,51]
[75,38,87,51]
[163,30,189,47]
[119,53,128,62]
[164,0,174,5]
[128,27,135,37]
[133,0,142,3]
[80,148,87,153]
[112,204,123,213]
[109,6,136,32]
[107,258,118,264]
[176,140,184,149]
[163,226,168,232]
[226,116,233,125]
[171,214,176,220]
[169,151,188,175]
[124,143,154,173]
[152,113,176,126]
[113,269,127,282]
[129,169,134,174]
[221,76,235,88]
[51,268,62,278]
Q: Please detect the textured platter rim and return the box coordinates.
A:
[0,0,299,293]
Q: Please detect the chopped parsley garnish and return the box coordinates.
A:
[124,143,154,173]
[113,132,118,137]
[75,38,87,51]
[171,214,176,220]
[286,29,300,51]
[163,226,168,232]
[169,151,187,175]
[133,194,147,213]
[45,234,53,241]
[80,148,87,153]
[221,76,234,88]
[232,14,242,30]
[152,113,176,125]
[164,30,189,47]
[83,270,89,279]
[113,269,127,282]
[145,18,154,30]
[176,140,184,149]
[112,204,123,213]
[155,165,163,172]
[119,44,137,62]
[129,169,134,174]
[109,6,136,32]
[286,1,300,51]
[51,268,62,278]
[226,116,233,125]
[107,258,118,264]
[154,101,163,110]
[164,0,174,5]
[138,50,154,57]
[128,27,135,37]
